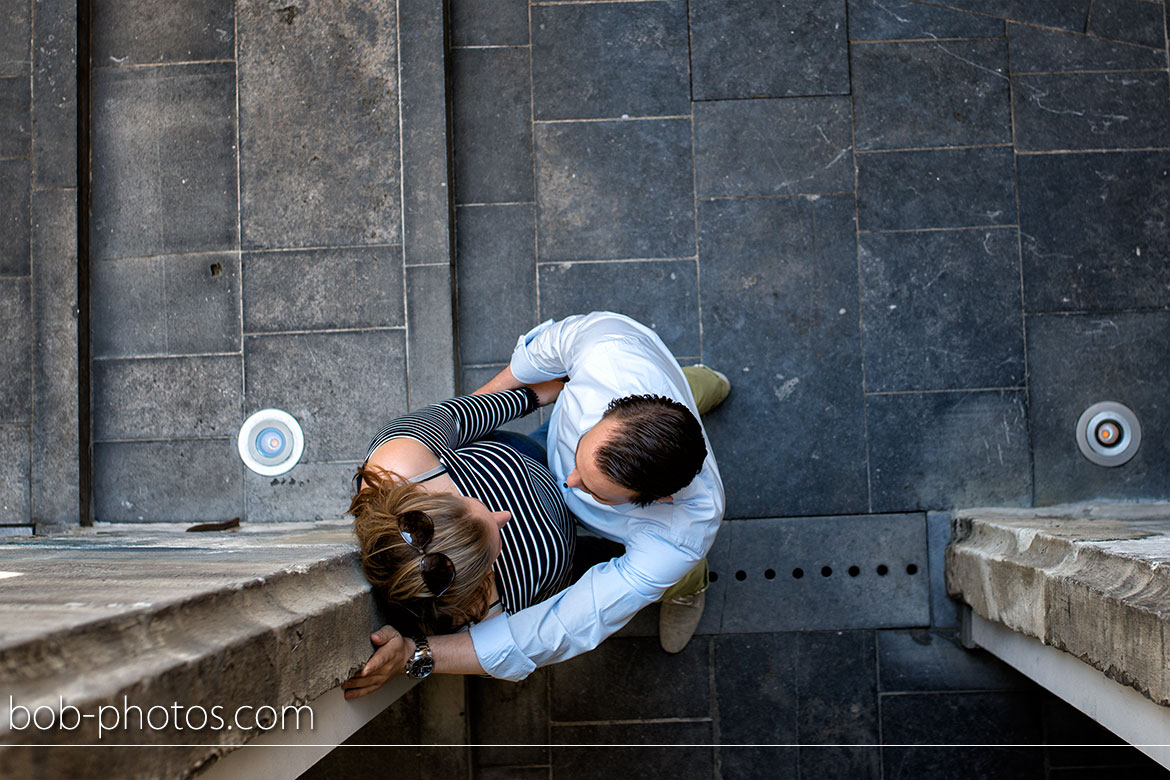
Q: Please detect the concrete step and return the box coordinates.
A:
[946,502,1170,706]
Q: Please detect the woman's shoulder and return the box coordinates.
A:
[366,436,442,480]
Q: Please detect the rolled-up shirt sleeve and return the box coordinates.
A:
[468,528,703,681]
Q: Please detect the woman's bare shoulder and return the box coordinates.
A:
[366,436,441,480]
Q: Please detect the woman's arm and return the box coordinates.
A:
[341,627,482,698]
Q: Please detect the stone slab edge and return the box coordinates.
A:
[946,502,1170,707]
[0,549,383,780]
[401,0,457,408]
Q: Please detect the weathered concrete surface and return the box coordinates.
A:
[947,503,1170,706]
[0,522,384,779]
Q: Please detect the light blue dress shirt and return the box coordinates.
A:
[468,312,725,680]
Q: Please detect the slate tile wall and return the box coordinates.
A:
[0,0,77,527]
[87,0,440,523]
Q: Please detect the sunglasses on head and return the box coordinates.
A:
[398,510,456,598]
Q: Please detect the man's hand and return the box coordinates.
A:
[342,625,410,699]
[529,378,566,406]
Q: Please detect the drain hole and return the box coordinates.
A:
[876,564,889,576]
[821,566,832,577]
[792,568,804,579]
[906,564,919,575]
[735,570,747,581]
[764,568,776,580]
[709,571,719,583]
[848,565,860,577]
[210,262,223,277]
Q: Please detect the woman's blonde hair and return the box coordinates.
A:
[349,464,495,634]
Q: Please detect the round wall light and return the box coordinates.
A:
[1075,401,1141,468]
[238,409,304,476]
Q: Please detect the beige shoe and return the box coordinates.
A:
[681,364,731,415]
[658,591,706,653]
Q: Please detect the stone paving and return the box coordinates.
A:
[314,1,1170,778]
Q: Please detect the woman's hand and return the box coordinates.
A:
[342,626,410,699]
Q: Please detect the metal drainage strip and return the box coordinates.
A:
[712,562,921,582]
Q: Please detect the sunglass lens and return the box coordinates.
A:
[420,553,456,597]
[399,510,434,549]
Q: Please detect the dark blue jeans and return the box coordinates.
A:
[485,429,548,466]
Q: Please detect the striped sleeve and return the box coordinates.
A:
[364,389,538,460]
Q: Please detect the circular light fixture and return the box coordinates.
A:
[238,409,304,476]
[1075,401,1141,468]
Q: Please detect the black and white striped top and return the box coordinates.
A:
[364,391,576,615]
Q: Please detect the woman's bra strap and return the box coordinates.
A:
[408,464,448,484]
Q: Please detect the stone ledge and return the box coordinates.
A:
[0,522,384,779]
[946,502,1170,706]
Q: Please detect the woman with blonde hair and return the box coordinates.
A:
[345,382,575,691]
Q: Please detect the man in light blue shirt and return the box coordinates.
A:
[343,312,726,689]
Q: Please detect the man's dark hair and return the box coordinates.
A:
[594,394,707,507]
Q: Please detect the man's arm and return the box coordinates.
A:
[342,629,482,699]
[472,365,566,405]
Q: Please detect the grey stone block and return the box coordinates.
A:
[93,252,241,358]
[31,0,77,189]
[551,723,714,766]
[926,511,960,628]
[0,277,30,423]
[795,632,879,766]
[456,203,536,366]
[0,159,30,274]
[859,228,1025,392]
[237,0,401,249]
[1088,0,1167,48]
[1018,151,1170,313]
[1009,22,1168,73]
[848,0,1005,40]
[857,146,1016,230]
[93,438,243,521]
[1013,72,1170,152]
[452,46,532,205]
[852,40,1011,151]
[720,747,799,780]
[881,692,1044,776]
[451,0,528,47]
[935,0,1089,31]
[693,96,853,198]
[91,63,238,261]
[469,668,549,766]
[31,188,78,524]
[242,246,403,333]
[244,461,355,523]
[92,0,233,65]
[699,196,867,519]
[406,263,456,409]
[690,0,849,100]
[714,514,930,633]
[1027,312,1170,503]
[0,0,29,76]
[531,0,690,121]
[715,633,799,743]
[538,259,700,359]
[245,330,407,463]
[92,355,242,441]
[0,424,29,521]
[550,635,710,721]
[867,390,1032,512]
[535,118,694,262]
[0,76,30,158]
[400,0,452,268]
[878,628,1028,692]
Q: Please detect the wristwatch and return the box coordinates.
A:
[404,635,434,679]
